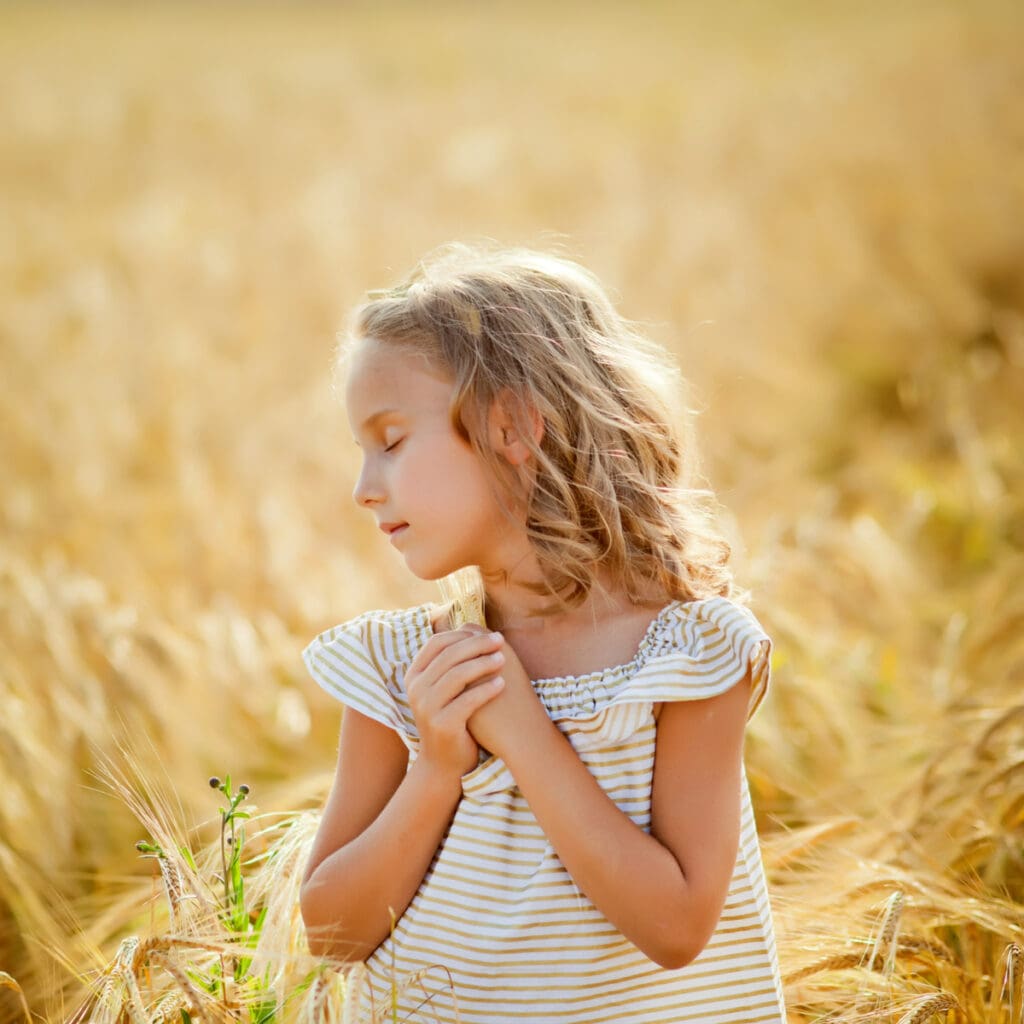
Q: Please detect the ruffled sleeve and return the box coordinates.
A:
[508,596,775,767]
[624,596,774,720]
[301,609,422,750]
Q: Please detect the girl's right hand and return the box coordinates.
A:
[404,627,507,778]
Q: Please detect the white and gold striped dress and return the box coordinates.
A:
[302,595,786,1024]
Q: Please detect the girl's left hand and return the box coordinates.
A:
[462,626,549,759]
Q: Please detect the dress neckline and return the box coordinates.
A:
[412,598,686,687]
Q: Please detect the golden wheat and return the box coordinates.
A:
[895,993,960,1024]
[1,1,1022,1021]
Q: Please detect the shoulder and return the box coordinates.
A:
[659,595,771,651]
[300,603,439,734]
[301,602,438,688]
[642,595,774,720]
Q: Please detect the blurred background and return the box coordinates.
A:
[2,1,1022,1021]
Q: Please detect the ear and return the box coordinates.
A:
[488,389,544,467]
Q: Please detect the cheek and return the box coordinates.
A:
[398,454,449,509]
[462,473,508,527]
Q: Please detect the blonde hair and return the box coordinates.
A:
[340,241,737,622]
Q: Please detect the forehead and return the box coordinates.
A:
[344,338,453,424]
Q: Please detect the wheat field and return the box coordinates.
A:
[1,1,1023,1021]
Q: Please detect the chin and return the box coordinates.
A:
[404,555,474,583]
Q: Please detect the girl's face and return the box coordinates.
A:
[344,338,520,581]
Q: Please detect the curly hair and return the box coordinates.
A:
[338,241,738,618]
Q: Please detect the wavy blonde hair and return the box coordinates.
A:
[339,241,738,620]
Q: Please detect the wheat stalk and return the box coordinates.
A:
[997,942,1023,1024]
[300,969,346,1024]
[894,991,959,1024]
[149,990,188,1024]
[783,951,866,983]
[116,961,150,1024]
[368,964,461,1024]
[0,972,32,1024]
[866,891,905,975]
[158,854,189,933]
[765,817,861,870]
[437,567,487,628]
[149,950,217,1024]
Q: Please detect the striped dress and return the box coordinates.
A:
[302,595,786,1024]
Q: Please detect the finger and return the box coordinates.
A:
[442,675,505,725]
[408,626,493,679]
[414,651,505,718]
[405,629,478,701]
[416,632,503,691]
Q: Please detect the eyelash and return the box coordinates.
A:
[384,437,404,453]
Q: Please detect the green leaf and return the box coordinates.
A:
[250,998,277,1024]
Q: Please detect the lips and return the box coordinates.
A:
[379,521,408,537]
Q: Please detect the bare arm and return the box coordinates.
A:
[300,710,462,962]
[300,627,507,962]
[469,634,751,969]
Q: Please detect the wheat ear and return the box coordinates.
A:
[894,992,959,1024]
[0,973,31,1024]
[437,566,487,628]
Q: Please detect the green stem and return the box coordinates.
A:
[220,810,230,915]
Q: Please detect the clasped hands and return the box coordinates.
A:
[404,622,549,778]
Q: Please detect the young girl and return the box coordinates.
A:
[300,243,786,1024]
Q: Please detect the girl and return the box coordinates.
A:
[300,242,785,1024]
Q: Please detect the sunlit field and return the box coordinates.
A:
[2,1,1023,1021]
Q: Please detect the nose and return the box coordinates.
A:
[352,460,384,508]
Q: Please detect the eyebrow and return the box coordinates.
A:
[351,408,409,445]
[357,408,404,431]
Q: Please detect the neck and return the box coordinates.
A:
[472,534,552,631]
[482,567,637,635]
[469,524,656,633]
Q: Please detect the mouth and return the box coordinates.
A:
[380,522,409,539]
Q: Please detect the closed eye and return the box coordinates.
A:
[384,437,405,453]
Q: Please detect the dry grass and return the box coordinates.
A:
[1,0,1023,1020]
